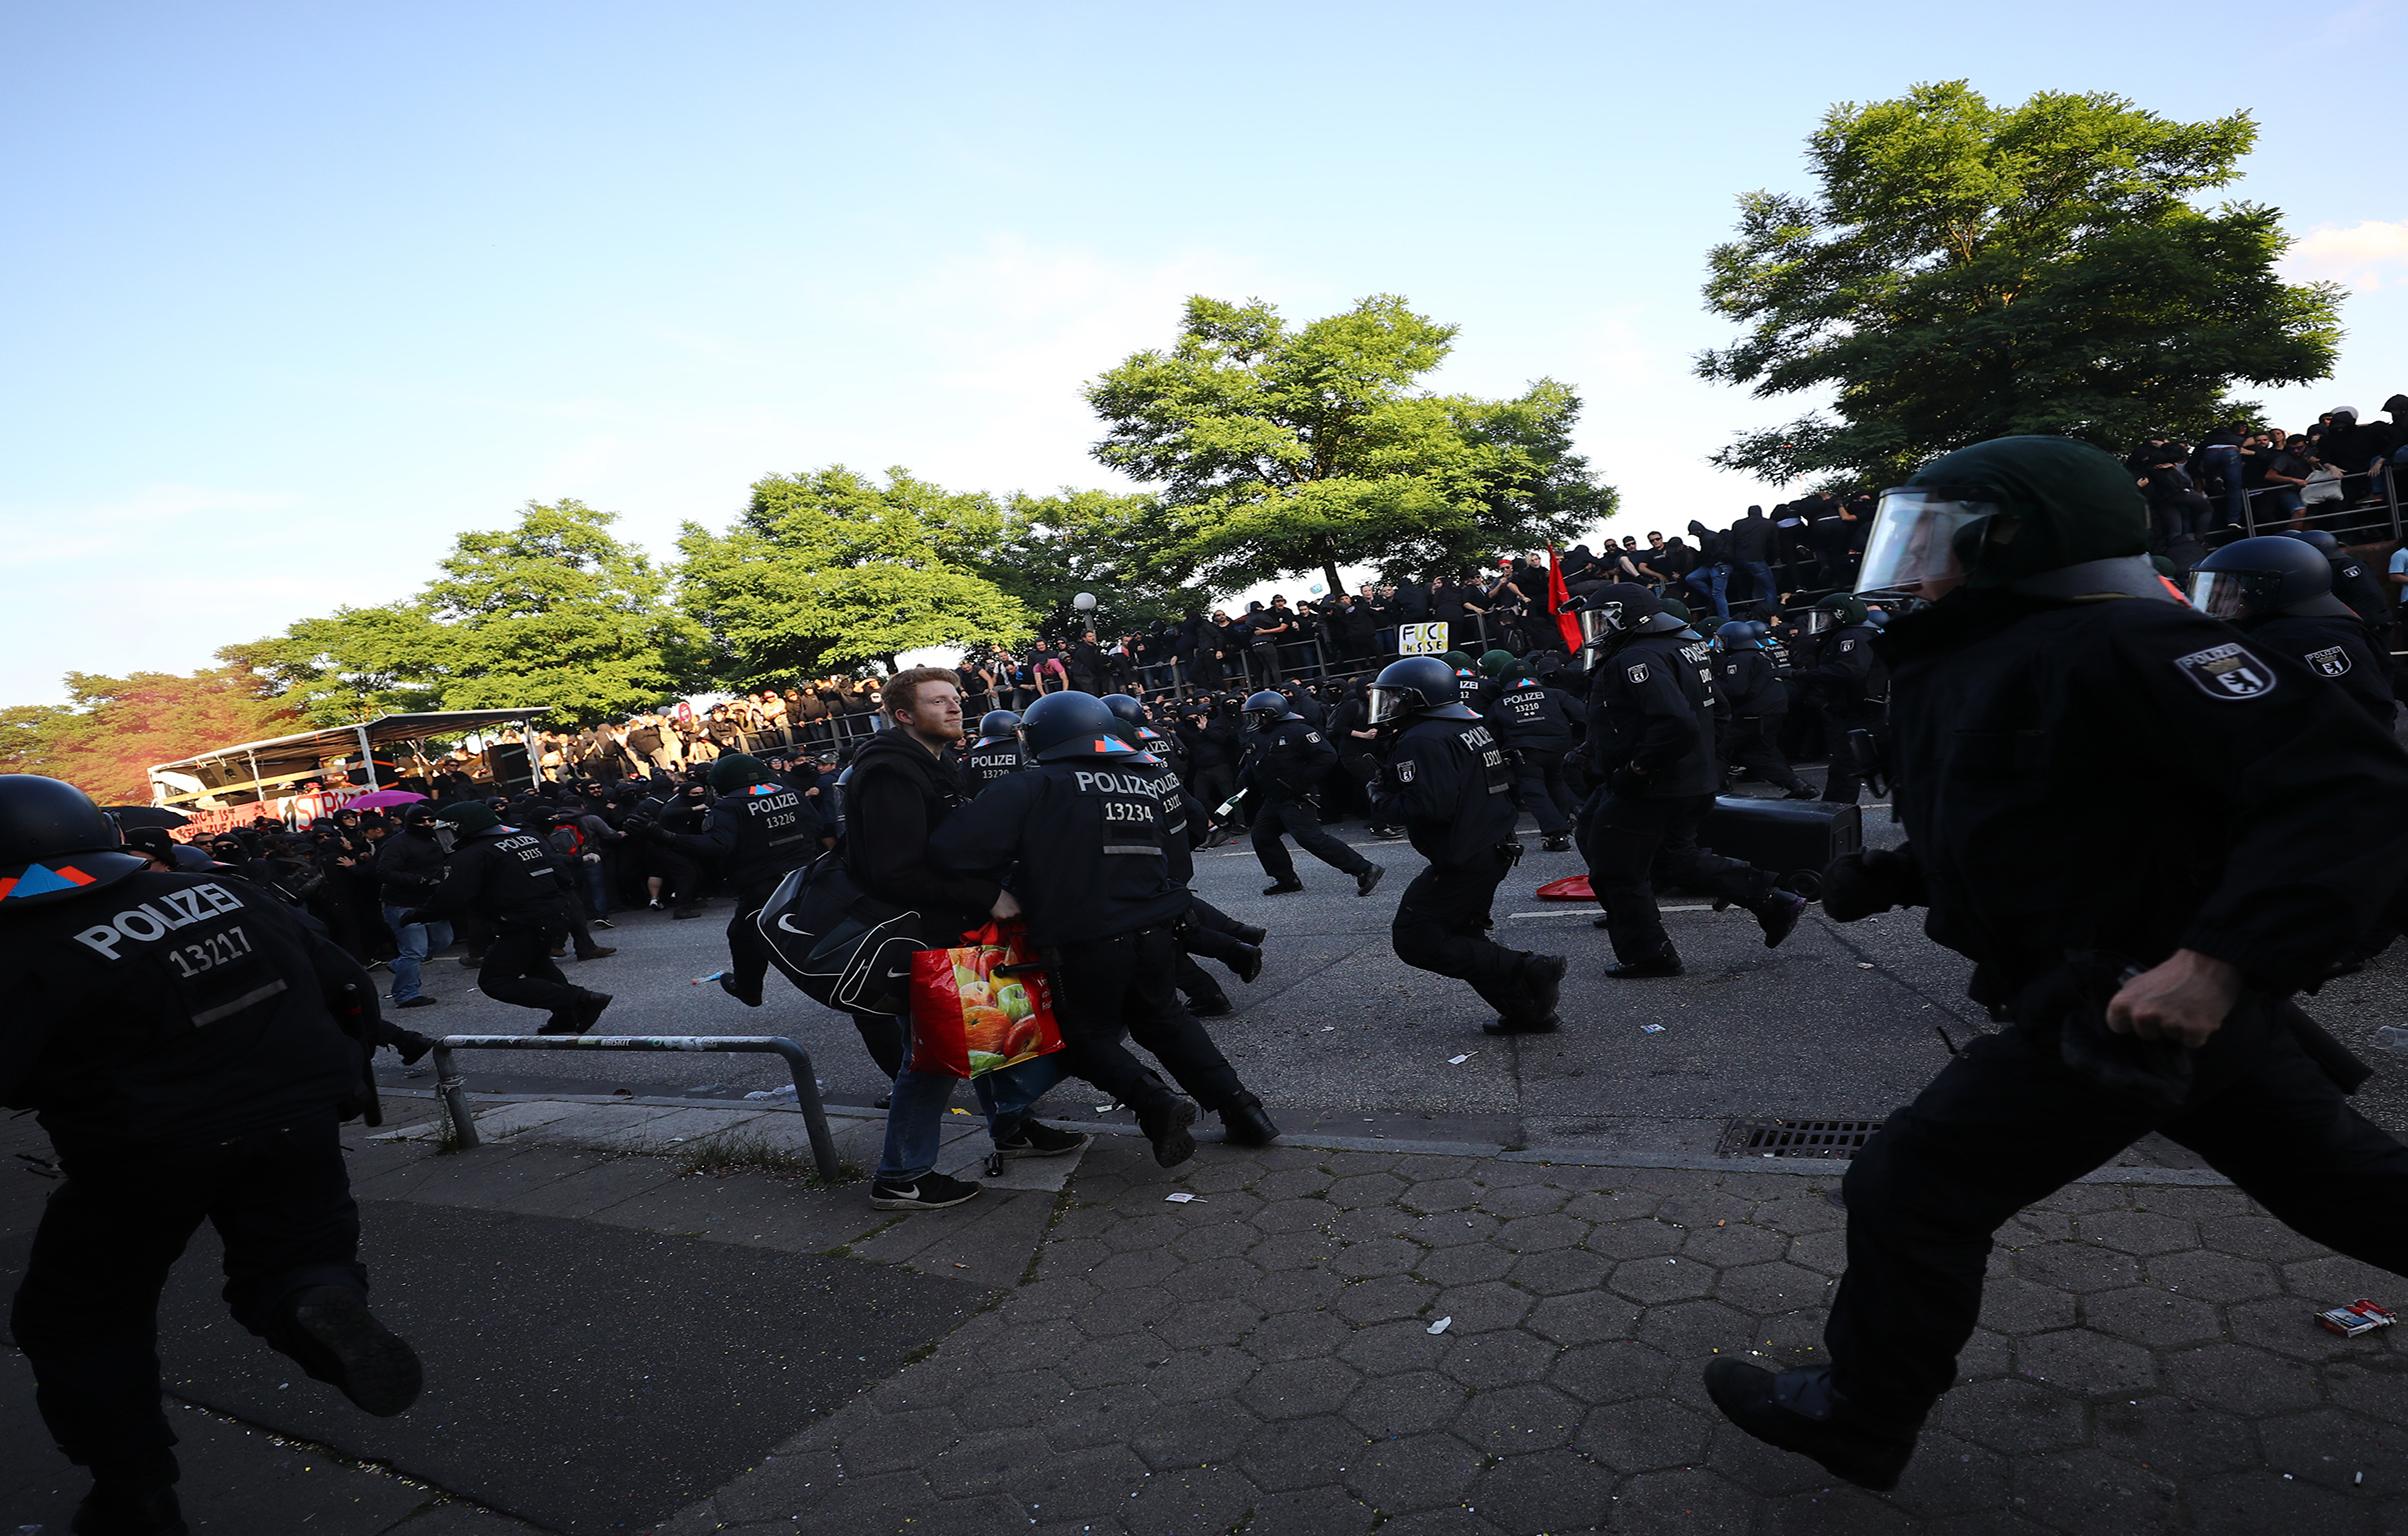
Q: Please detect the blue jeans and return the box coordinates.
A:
[874,1014,1069,1182]
[383,905,455,1003]
[1737,561,1776,608]
[581,859,609,917]
[2196,446,2247,527]
[1683,563,1731,621]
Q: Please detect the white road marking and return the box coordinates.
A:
[1506,904,1713,920]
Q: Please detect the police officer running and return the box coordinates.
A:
[1792,593,1886,804]
[1238,689,1385,898]
[400,801,610,1036]
[1574,584,1808,978]
[929,692,1212,1168]
[656,753,821,1008]
[1483,656,1585,852]
[1712,621,1815,797]
[0,775,421,1536]
[961,710,1024,797]
[1703,436,2408,1490]
[2190,536,2397,725]
[1369,657,1570,1035]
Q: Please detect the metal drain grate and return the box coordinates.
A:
[1720,1117,1886,1159]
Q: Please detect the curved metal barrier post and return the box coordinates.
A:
[429,1034,841,1180]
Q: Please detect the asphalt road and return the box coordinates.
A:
[386,793,2408,1161]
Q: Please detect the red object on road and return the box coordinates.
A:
[1536,874,1592,901]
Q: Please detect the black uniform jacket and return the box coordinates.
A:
[1716,648,1789,717]
[1882,592,2408,1001]
[1584,632,1719,796]
[415,824,571,929]
[928,750,1191,948]
[2243,612,2396,726]
[1485,675,1583,754]
[1373,714,1517,865]
[1240,716,1337,800]
[0,871,366,1151]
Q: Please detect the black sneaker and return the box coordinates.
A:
[1541,834,1571,852]
[458,952,485,968]
[1233,945,1265,985]
[1188,993,1234,1018]
[996,1121,1090,1158]
[672,906,704,920]
[1604,955,1684,979]
[1141,1098,1200,1167]
[592,916,616,929]
[870,1171,982,1211]
[396,995,440,1009]
[278,1287,423,1417]
[1702,1361,1918,1491]
[578,945,617,960]
[1753,890,1808,949]
[719,974,763,1008]
[1263,878,1305,896]
[74,1483,187,1536]
[1355,864,1386,898]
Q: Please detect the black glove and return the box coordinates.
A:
[390,1029,437,1066]
[1818,848,1922,922]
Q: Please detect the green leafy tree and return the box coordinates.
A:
[676,467,1031,684]
[0,668,299,804]
[978,489,1205,635]
[218,602,449,726]
[1088,295,1617,595]
[1697,82,2343,484]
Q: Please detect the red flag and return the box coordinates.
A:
[1546,545,1582,653]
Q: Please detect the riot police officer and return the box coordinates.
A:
[1793,593,1886,803]
[0,775,421,1535]
[1574,584,1808,977]
[962,710,1024,797]
[659,753,821,1007]
[402,801,609,1035]
[1238,690,1384,897]
[927,692,1212,1168]
[1369,657,1569,1035]
[1713,621,1814,797]
[1483,656,1585,852]
[1704,435,2408,1490]
[2190,536,2396,725]
[2287,528,2394,628]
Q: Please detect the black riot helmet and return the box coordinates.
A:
[1242,690,1292,730]
[1574,583,1682,650]
[1366,655,1480,726]
[2190,535,2351,620]
[2284,528,2342,556]
[1714,620,1758,650]
[1020,691,1146,763]
[975,709,1022,743]
[0,774,148,908]
[1099,694,1146,727]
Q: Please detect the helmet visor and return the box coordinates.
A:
[1364,686,1416,726]
[2185,569,2259,621]
[1576,603,1620,650]
[1856,489,1998,595]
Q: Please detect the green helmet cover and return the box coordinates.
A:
[708,753,769,792]
[435,800,500,835]
[1478,648,1517,678]
[1905,435,2148,589]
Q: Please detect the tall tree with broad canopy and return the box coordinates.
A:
[675,467,1031,684]
[1,668,300,804]
[1088,295,1617,594]
[1696,82,2342,485]
[979,489,1206,635]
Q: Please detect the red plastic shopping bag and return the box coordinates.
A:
[907,922,1065,1079]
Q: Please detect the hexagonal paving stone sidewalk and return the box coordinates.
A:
[663,1138,2408,1535]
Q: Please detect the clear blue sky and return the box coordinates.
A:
[6,0,2402,705]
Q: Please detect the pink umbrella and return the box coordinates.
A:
[348,789,427,810]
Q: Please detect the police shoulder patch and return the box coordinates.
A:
[2173,642,2280,701]
[1394,760,1416,783]
[1625,662,1649,685]
[2306,645,2352,678]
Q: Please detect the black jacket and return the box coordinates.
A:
[1584,631,1719,796]
[0,871,368,1152]
[928,757,1191,946]
[664,781,817,889]
[1728,514,1774,562]
[2244,611,2397,726]
[963,738,1025,797]
[1484,674,1583,754]
[843,729,1000,934]
[1883,592,2408,1000]
[1373,713,1517,865]
[1240,716,1338,800]
[415,824,573,929]
[372,827,448,903]
[1715,648,1789,717]
[1797,623,1884,712]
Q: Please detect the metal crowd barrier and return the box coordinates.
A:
[429,1033,843,1180]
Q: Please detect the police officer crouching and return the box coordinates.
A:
[0,775,421,1536]
[401,801,609,1036]
[1573,584,1808,977]
[1369,657,1569,1034]
[927,692,1210,1168]
[2188,536,2396,726]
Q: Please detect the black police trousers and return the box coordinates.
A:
[1182,897,1255,970]
[12,1115,367,1488]
[1048,927,1186,1118]
[1577,789,1774,964]
[1510,748,1576,836]
[1828,1006,2408,1422]
[479,919,588,1022]
[1392,844,1537,1023]
[1818,707,1877,804]
[1718,713,1807,793]
[727,876,781,996]
[1252,795,1369,884]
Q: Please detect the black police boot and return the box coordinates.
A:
[1483,1013,1559,1036]
[1355,864,1386,898]
[1263,878,1305,896]
[1702,1361,1919,1491]
[1233,944,1265,984]
[719,973,764,1008]
[1188,992,1235,1018]
[74,1482,187,1536]
[1519,952,1567,1020]
[1750,889,1808,949]
[273,1286,424,1417]
[1541,833,1571,852]
[1139,1097,1199,1167]
[1604,952,1683,979]
[1234,923,1268,946]
[1783,784,1818,799]
[1222,1096,1280,1146]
